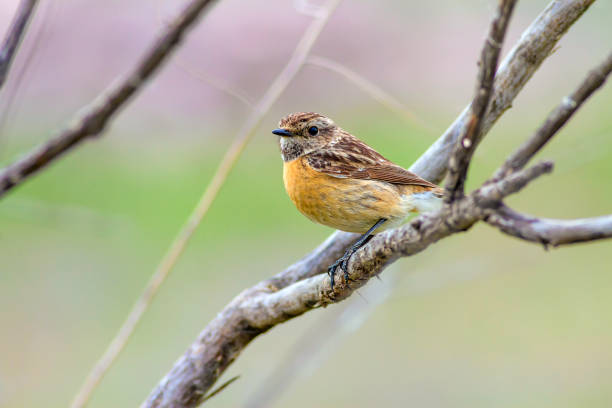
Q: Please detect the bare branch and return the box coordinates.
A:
[139,154,560,408]
[492,51,612,180]
[414,0,596,186]
[145,137,606,405]
[141,199,481,408]
[0,0,219,198]
[261,229,360,291]
[277,0,599,289]
[0,0,38,90]
[444,0,517,202]
[174,158,558,335]
[246,269,399,408]
[476,161,554,205]
[142,158,561,408]
[142,3,601,406]
[483,51,612,247]
[487,205,612,246]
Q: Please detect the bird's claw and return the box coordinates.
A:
[326,219,385,292]
[341,257,351,284]
[327,247,357,290]
[327,260,341,291]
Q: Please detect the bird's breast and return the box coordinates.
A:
[283,157,411,234]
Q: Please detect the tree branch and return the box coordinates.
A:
[0,0,38,90]
[492,51,612,181]
[143,2,602,406]
[272,0,599,293]
[71,1,343,407]
[480,50,612,247]
[444,0,517,202]
[486,205,612,246]
[414,0,596,187]
[476,160,554,205]
[141,157,556,401]
[0,0,219,198]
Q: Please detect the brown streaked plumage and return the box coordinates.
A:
[273,112,443,287]
[305,138,438,188]
[283,155,436,234]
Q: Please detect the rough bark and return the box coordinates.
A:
[444,0,517,202]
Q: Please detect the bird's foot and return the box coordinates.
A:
[327,237,372,290]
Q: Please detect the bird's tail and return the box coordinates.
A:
[409,187,444,213]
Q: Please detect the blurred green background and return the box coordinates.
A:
[0,0,611,407]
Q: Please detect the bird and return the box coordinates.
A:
[272,112,443,289]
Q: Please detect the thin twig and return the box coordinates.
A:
[71,2,343,408]
[66,1,224,406]
[444,0,517,202]
[0,0,38,89]
[155,0,253,107]
[0,0,219,198]
[200,376,239,403]
[306,55,436,133]
[476,161,554,205]
[487,205,612,246]
[492,51,612,180]
[174,60,254,107]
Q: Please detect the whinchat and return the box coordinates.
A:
[273,112,443,288]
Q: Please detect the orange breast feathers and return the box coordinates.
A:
[283,156,437,234]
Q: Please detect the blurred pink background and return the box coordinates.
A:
[1,1,611,407]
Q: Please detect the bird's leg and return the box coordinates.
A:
[327,218,387,290]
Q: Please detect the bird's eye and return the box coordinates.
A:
[308,126,319,136]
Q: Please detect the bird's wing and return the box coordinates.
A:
[306,136,438,188]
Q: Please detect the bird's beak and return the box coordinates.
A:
[272,128,294,137]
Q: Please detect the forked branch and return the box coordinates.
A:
[412,0,596,186]
[493,51,612,180]
[143,1,607,407]
[444,0,516,202]
[0,0,219,197]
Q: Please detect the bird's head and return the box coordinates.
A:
[273,112,337,161]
